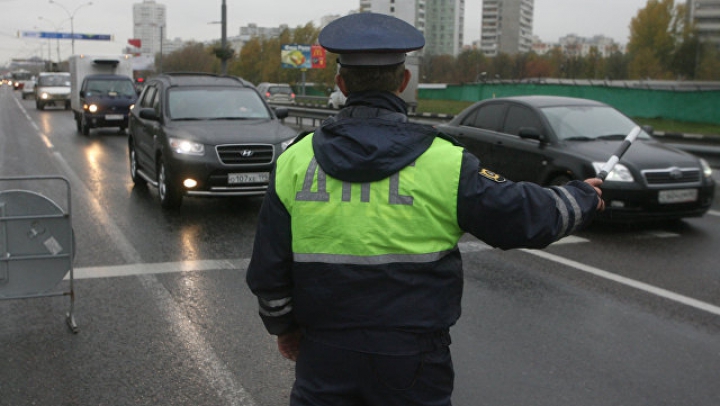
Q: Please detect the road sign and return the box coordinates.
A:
[20,31,113,41]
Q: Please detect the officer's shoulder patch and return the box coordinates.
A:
[479,168,506,183]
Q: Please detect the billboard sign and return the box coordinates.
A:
[281,44,326,69]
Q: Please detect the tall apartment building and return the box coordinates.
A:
[687,0,720,48]
[359,0,465,56]
[480,0,534,56]
[133,0,166,57]
[424,0,465,56]
[360,0,426,36]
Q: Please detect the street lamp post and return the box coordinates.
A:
[48,0,93,55]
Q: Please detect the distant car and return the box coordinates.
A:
[77,74,137,135]
[327,86,346,109]
[21,79,36,99]
[35,72,71,110]
[128,73,297,209]
[437,95,715,222]
[256,82,296,105]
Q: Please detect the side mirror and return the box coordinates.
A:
[518,127,545,142]
[274,107,289,119]
[139,108,159,121]
[79,90,85,98]
[641,125,654,136]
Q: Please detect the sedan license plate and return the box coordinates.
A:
[658,188,698,204]
[105,114,124,120]
[228,172,269,184]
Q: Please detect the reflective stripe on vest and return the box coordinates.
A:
[274,134,464,263]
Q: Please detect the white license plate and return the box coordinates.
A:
[105,114,124,120]
[228,172,269,184]
[658,188,698,204]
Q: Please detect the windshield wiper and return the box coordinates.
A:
[564,136,595,141]
[597,134,629,140]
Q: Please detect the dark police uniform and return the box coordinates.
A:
[246,12,601,406]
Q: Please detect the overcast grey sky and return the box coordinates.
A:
[0,0,650,67]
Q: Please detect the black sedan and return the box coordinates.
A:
[438,95,715,222]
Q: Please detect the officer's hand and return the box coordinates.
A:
[584,178,605,211]
[277,329,303,362]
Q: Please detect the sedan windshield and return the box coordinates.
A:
[168,88,271,120]
[541,105,651,141]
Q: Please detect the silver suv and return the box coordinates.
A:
[256,82,296,105]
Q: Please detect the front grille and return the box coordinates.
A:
[216,144,274,165]
[642,167,700,185]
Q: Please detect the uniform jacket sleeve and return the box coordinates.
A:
[245,173,298,336]
[456,150,599,250]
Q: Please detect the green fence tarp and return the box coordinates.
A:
[418,83,720,125]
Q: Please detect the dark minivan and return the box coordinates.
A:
[77,74,137,135]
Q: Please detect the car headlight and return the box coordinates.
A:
[700,158,712,178]
[169,137,204,155]
[41,93,49,99]
[592,162,634,182]
[85,104,98,113]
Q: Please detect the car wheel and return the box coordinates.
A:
[548,175,572,186]
[36,101,44,110]
[64,101,70,110]
[80,115,90,136]
[157,157,183,209]
[128,142,147,187]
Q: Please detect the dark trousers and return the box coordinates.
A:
[290,337,454,406]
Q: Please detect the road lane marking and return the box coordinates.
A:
[69,259,249,280]
[35,136,257,405]
[708,210,720,217]
[521,248,720,317]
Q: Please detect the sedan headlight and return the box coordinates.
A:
[169,137,205,155]
[700,158,712,178]
[592,162,634,182]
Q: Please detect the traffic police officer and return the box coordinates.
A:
[246,12,605,406]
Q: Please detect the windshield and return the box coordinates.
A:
[168,88,271,120]
[84,79,136,97]
[541,105,652,141]
[38,74,70,87]
[268,86,292,95]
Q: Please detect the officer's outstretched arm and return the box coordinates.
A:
[456,151,600,250]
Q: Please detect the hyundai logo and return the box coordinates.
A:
[240,150,254,157]
[669,167,683,180]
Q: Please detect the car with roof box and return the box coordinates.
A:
[128,72,297,209]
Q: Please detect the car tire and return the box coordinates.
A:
[157,157,182,209]
[80,115,90,136]
[128,142,147,187]
[36,101,44,110]
[64,101,70,110]
[548,175,572,186]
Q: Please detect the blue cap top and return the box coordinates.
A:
[319,12,425,67]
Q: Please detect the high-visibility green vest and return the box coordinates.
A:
[274,133,465,264]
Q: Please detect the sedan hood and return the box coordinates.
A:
[564,139,703,170]
[166,119,296,145]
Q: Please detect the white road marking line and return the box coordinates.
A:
[38,137,257,405]
[69,259,249,280]
[707,210,720,217]
[521,248,720,317]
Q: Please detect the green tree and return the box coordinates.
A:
[158,42,216,74]
[627,0,679,79]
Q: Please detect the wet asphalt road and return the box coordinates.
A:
[1,86,719,406]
